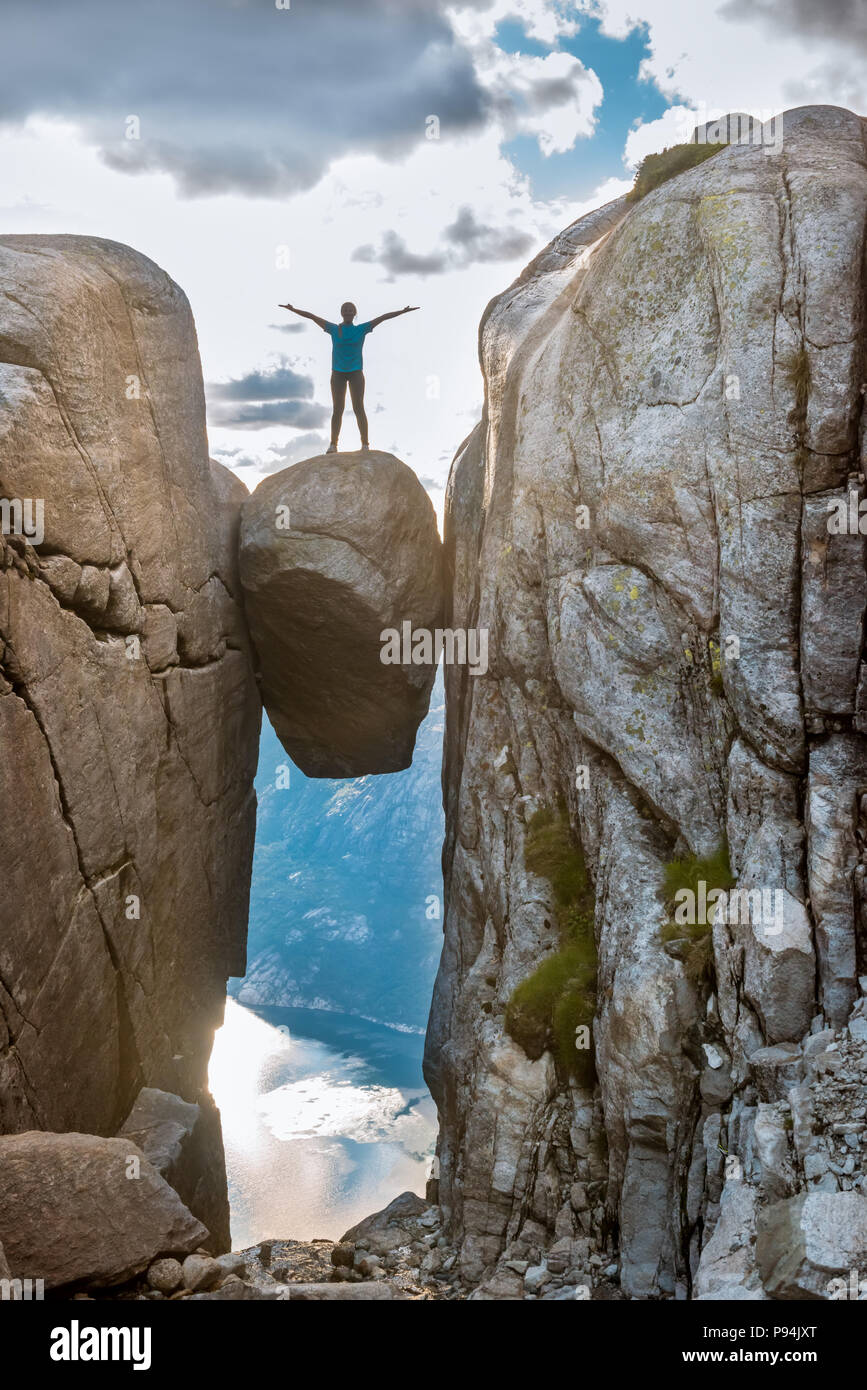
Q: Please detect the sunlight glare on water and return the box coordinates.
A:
[208,998,436,1246]
[208,997,292,1148]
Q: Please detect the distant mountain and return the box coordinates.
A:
[231,675,445,1032]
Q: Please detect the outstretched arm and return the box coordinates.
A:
[278,302,330,331]
[368,305,420,331]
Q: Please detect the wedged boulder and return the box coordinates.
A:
[0,1132,208,1289]
[239,451,443,776]
[119,1088,230,1254]
[0,236,261,1136]
[756,1192,867,1299]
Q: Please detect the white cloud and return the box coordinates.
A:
[623,106,699,169]
[491,50,604,154]
[450,4,603,155]
[588,0,865,121]
[450,0,580,48]
[0,112,611,519]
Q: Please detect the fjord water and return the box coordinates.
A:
[210,999,437,1246]
[210,674,444,1245]
[236,675,445,1029]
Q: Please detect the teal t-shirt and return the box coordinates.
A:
[326,320,373,373]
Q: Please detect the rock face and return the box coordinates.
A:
[119,1087,231,1254]
[425,106,867,1297]
[340,1189,431,1244]
[757,1191,867,1299]
[692,1184,767,1301]
[0,1131,208,1288]
[239,451,442,777]
[0,236,260,1138]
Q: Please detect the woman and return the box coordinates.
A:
[278,299,419,453]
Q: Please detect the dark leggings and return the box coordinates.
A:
[330,369,368,447]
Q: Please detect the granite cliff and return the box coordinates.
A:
[425,105,867,1299]
[0,235,260,1143]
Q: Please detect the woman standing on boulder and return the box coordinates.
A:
[278,299,419,453]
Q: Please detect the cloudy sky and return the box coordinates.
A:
[0,0,862,515]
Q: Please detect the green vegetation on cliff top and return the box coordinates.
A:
[627,142,726,203]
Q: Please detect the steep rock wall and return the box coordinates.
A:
[0,236,261,1137]
[425,106,867,1297]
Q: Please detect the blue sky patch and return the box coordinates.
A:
[495,14,682,199]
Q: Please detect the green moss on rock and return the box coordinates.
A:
[659,843,735,986]
[505,805,597,1084]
